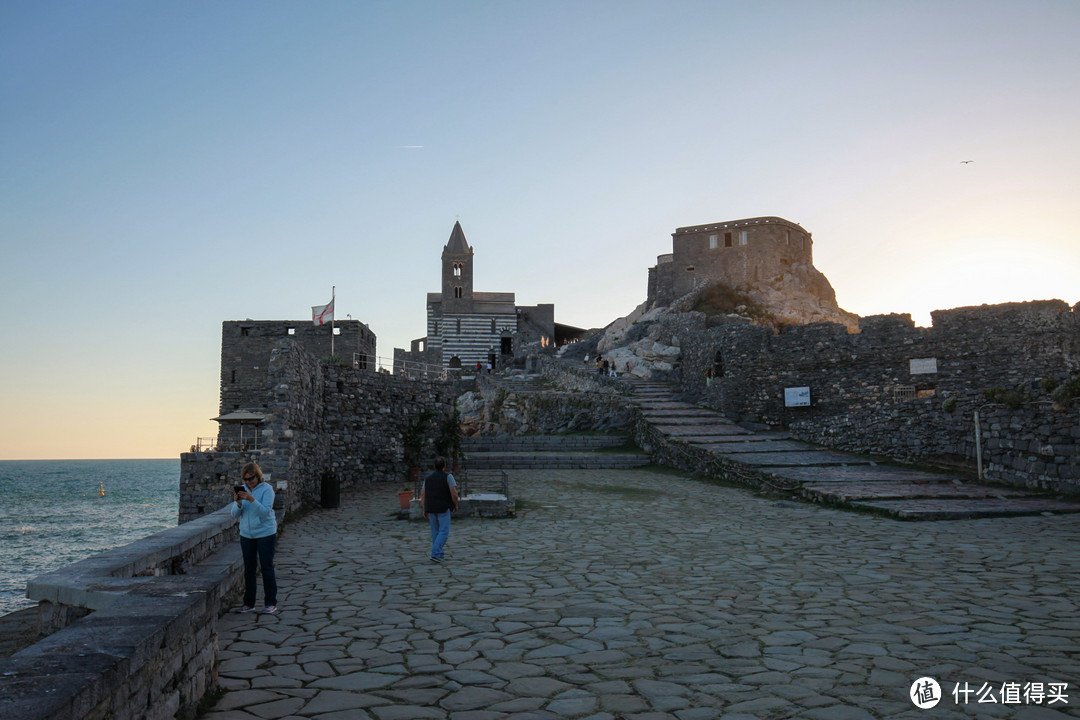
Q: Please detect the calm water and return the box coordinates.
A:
[0,459,179,616]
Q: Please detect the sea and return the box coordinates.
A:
[0,459,179,617]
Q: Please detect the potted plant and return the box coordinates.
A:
[397,485,415,510]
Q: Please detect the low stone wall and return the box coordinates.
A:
[632,413,785,492]
[0,506,242,720]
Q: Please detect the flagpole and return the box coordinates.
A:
[330,285,336,359]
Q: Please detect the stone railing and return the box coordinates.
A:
[0,505,243,720]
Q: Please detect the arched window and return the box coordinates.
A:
[449,356,462,369]
[453,262,463,277]
[454,286,463,298]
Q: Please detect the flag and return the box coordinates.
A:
[312,296,334,326]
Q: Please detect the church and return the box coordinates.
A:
[393,222,582,376]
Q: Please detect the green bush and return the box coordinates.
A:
[941,397,957,413]
[983,385,1030,410]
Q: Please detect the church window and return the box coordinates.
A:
[449,356,462,369]
[685,266,695,272]
[456,319,461,333]
[454,286,463,298]
[491,318,497,333]
[709,234,718,249]
[418,340,425,352]
[453,262,463,277]
[740,231,748,246]
[724,232,732,247]
[287,328,295,335]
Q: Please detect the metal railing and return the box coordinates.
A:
[191,436,262,453]
[457,470,510,499]
[891,385,916,402]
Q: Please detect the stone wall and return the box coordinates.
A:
[0,507,241,720]
[680,300,1080,492]
[181,342,458,523]
[458,370,634,436]
[219,319,376,420]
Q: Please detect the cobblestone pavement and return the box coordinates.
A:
[206,468,1080,720]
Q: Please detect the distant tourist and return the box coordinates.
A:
[584,353,590,366]
[609,361,617,377]
[421,456,459,563]
[476,361,482,373]
[706,367,714,387]
[486,361,492,374]
[231,461,278,614]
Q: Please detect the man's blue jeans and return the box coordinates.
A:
[429,510,451,559]
[240,534,277,607]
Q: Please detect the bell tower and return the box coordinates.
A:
[441,221,474,314]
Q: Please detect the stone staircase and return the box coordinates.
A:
[624,376,1080,520]
[462,434,651,470]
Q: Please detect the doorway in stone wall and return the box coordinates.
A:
[501,337,512,355]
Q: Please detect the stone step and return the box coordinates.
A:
[466,452,651,469]
[848,498,1080,520]
[464,435,630,452]
[801,481,1040,503]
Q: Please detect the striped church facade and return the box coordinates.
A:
[428,310,517,369]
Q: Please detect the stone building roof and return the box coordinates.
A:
[444,221,471,253]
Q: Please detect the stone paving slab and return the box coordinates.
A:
[714,450,877,466]
[697,440,815,454]
[802,482,1042,503]
[767,466,964,484]
[851,497,1080,519]
[205,472,1080,720]
[654,424,751,436]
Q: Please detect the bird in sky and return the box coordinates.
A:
[960,160,974,164]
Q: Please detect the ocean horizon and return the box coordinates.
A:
[0,458,180,616]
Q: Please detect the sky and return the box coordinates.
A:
[2,0,1078,460]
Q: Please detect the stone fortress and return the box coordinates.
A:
[649,216,857,329]
[393,221,585,376]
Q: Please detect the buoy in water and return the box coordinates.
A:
[99,482,105,497]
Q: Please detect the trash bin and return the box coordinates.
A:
[320,471,340,508]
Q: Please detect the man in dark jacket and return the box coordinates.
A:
[421,456,459,563]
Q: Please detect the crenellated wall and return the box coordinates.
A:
[679,300,1080,492]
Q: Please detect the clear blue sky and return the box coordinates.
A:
[2,1,1078,459]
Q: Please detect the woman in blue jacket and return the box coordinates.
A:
[231,461,278,614]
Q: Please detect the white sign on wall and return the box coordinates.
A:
[910,358,938,375]
[785,386,811,407]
